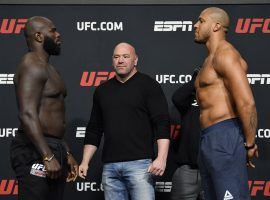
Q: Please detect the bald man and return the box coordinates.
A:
[79,42,170,200]
[194,7,258,199]
[10,16,78,200]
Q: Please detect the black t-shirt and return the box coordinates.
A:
[171,71,200,168]
[84,72,170,163]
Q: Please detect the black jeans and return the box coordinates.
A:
[10,133,68,200]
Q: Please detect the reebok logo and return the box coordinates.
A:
[224,190,234,200]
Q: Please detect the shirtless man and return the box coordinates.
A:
[194,7,258,199]
[10,16,78,200]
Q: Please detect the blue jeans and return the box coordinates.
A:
[102,159,155,200]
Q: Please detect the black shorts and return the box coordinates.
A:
[10,133,68,200]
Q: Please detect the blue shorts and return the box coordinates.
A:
[199,118,250,200]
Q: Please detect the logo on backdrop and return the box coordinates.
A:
[0,179,18,195]
[0,74,14,85]
[247,74,270,85]
[76,181,173,192]
[155,182,172,192]
[0,128,17,138]
[76,182,104,192]
[0,19,27,34]
[249,180,270,196]
[235,18,270,34]
[80,71,116,87]
[256,129,270,139]
[76,125,180,138]
[154,21,193,32]
[77,21,123,31]
[156,74,192,84]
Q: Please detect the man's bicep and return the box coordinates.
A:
[17,65,47,113]
[217,55,254,105]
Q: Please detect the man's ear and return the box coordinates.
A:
[34,32,43,43]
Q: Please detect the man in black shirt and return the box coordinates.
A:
[171,68,201,200]
[78,42,170,200]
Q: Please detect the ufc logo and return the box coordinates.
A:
[0,179,18,195]
[0,19,27,34]
[235,18,270,33]
[249,180,270,196]
[170,124,181,140]
[80,71,116,87]
[0,74,14,84]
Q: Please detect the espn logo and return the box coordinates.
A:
[247,74,270,85]
[155,182,172,192]
[154,21,192,32]
[0,19,27,34]
[80,71,116,87]
[0,179,18,195]
[0,74,14,85]
[235,18,270,34]
[249,180,270,196]
[76,127,86,138]
[77,125,180,138]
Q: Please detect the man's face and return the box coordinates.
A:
[43,22,61,55]
[112,44,138,77]
[194,10,213,44]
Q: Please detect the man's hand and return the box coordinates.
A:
[247,144,259,168]
[44,157,62,179]
[66,154,79,182]
[78,163,89,179]
[147,157,166,176]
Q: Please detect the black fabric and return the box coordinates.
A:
[171,69,201,168]
[10,133,68,200]
[84,72,170,163]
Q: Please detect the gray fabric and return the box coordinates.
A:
[171,165,201,200]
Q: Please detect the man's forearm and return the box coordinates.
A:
[238,104,257,146]
[20,114,53,157]
[156,139,170,160]
[81,145,98,165]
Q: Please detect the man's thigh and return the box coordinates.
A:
[102,163,129,200]
[123,159,155,200]
[171,165,201,200]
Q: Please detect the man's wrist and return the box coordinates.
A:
[244,142,256,150]
[43,154,55,162]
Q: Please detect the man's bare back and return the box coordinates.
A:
[195,41,248,129]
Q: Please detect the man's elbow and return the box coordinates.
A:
[19,110,38,123]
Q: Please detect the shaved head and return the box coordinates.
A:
[202,7,230,32]
[24,16,53,38]
[113,42,137,57]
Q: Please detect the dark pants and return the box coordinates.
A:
[10,133,68,200]
[171,165,201,200]
[199,118,250,200]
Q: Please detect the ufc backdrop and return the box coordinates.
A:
[0,4,270,200]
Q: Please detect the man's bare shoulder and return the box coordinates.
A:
[15,52,49,84]
[17,53,48,76]
[213,41,246,74]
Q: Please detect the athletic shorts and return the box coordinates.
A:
[199,118,250,200]
[10,132,68,200]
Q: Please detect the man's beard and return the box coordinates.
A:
[43,36,61,55]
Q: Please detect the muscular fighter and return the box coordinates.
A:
[194,7,258,199]
[10,16,78,200]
